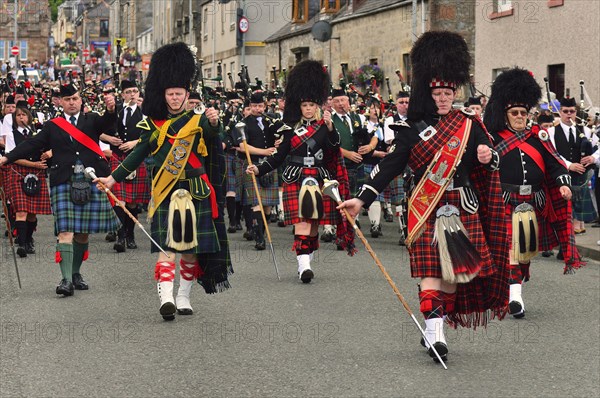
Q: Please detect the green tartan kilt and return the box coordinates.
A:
[50,178,121,235]
[243,165,279,207]
[150,183,221,254]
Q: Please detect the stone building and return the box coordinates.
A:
[264,0,476,100]
[0,1,52,66]
[474,0,599,105]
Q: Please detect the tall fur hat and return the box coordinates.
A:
[283,60,330,124]
[142,42,197,120]
[408,31,471,120]
[483,67,541,134]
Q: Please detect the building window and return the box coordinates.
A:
[293,0,308,23]
[548,64,565,100]
[322,0,340,13]
[492,67,509,81]
[0,41,5,60]
[100,20,109,37]
[489,0,514,19]
[402,53,411,88]
[496,0,512,12]
[20,41,27,60]
[548,0,564,7]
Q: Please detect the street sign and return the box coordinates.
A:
[83,49,90,57]
[239,16,249,34]
[11,46,19,56]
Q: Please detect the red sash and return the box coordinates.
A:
[405,118,472,247]
[498,131,545,174]
[290,120,325,149]
[51,117,107,160]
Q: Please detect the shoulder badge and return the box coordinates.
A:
[461,107,475,116]
[538,129,549,141]
[136,116,151,131]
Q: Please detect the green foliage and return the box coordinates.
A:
[49,0,65,23]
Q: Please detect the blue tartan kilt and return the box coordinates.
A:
[225,152,243,196]
[344,162,365,197]
[243,163,279,207]
[50,177,121,235]
[150,181,221,254]
[362,164,384,201]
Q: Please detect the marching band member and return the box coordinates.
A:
[95,42,232,320]
[483,67,581,319]
[0,83,119,296]
[339,31,510,363]
[247,60,355,283]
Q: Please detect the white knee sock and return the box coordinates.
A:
[368,201,382,226]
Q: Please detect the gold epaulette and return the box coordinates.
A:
[136,117,151,131]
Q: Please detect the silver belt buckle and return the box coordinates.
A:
[519,185,532,195]
[303,157,315,167]
[74,164,84,174]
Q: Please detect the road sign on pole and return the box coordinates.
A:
[11,46,19,56]
[83,49,90,57]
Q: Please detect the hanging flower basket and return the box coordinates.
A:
[349,64,384,88]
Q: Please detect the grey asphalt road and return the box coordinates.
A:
[1,214,599,397]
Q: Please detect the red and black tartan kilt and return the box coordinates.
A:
[5,165,52,215]
[283,167,339,226]
[408,190,494,279]
[110,153,151,204]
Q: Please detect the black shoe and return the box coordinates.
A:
[321,231,334,242]
[509,301,525,318]
[398,238,406,246]
[270,213,278,223]
[541,250,553,257]
[17,245,27,258]
[592,222,600,228]
[25,241,35,254]
[243,230,254,241]
[72,273,89,290]
[556,251,564,260]
[126,238,137,249]
[370,224,381,238]
[255,241,266,250]
[336,244,344,251]
[235,223,243,231]
[105,231,116,242]
[56,279,74,296]
[160,302,176,321]
[113,238,126,253]
[227,224,237,233]
[177,307,193,316]
[300,268,314,284]
[384,209,394,223]
[428,342,449,363]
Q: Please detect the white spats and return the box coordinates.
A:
[367,201,382,226]
[423,318,446,348]
[157,281,176,320]
[297,254,314,283]
[176,278,194,315]
[509,283,525,318]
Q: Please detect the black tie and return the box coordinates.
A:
[125,107,132,126]
[568,127,574,145]
[23,128,29,137]
[69,115,76,126]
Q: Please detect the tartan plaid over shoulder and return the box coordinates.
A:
[410,111,510,327]
[495,125,585,273]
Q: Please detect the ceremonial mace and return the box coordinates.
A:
[235,122,281,280]
[322,179,448,369]
[0,181,22,289]
[84,167,171,258]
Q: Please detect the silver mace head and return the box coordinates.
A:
[322,179,342,203]
[84,167,97,180]
[235,121,247,141]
